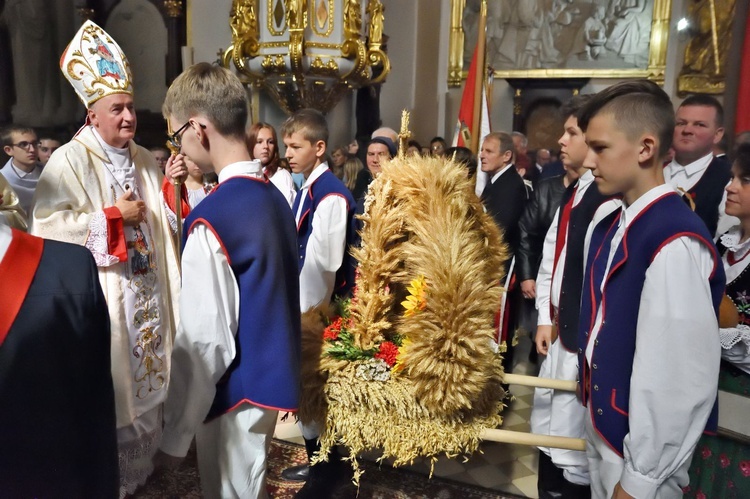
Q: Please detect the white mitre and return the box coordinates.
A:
[60,20,133,109]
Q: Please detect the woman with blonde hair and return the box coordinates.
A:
[342,156,363,193]
[248,122,296,207]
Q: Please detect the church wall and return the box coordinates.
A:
[183,0,729,147]
[380,0,702,143]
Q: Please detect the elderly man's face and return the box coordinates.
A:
[536,149,551,166]
[366,142,391,175]
[88,93,137,148]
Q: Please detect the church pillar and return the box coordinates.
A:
[163,0,185,84]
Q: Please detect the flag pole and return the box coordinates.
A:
[469,0,487,155]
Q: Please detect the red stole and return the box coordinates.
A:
[0,229,44,347]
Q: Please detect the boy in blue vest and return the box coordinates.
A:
[531,94,613,499]
[279,109,356,497]
[156,62,301,499]
[576,80,724,498]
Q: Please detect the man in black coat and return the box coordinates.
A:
[0,226,118,498]
[479,131,529,378]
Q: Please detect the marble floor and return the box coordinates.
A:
[274,334,542,498]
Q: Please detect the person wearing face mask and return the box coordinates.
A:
[248,122,296,208]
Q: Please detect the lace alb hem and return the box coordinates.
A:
[86,211,121,267]
[162,193,178,235]
[719,324,750,352]
[118,426,161,499]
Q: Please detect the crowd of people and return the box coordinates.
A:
[2,17,750,499]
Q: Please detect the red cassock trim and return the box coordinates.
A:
[161,175,191,219]
[103,206,128,262]
[0,229,44,347]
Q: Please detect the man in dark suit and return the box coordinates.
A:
[0,225,118,498]
[480,131,529,378]
[664,94,732,237]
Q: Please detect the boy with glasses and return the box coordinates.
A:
[1,125,42,216]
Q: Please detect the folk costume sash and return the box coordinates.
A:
[0,229,43,347]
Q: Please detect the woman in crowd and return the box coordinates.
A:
[330,145,348,180]
[686,143,750,498]
[248,122,296,207]
[183,155,215,208]
[341,156,363,194]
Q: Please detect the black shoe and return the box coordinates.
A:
[294,448,355,499]
[281,463,309,482]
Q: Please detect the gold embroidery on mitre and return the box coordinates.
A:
[61,20,133,108]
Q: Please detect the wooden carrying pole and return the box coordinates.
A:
[481,429,586,451]
[468,0,487,155]
[504,373,578,392]
[478,372,586,451]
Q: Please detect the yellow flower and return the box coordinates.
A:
[393,337,412,373]
[401,275,427,317]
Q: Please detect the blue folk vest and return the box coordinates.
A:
[577,192,724,456]
[184,177,302,417]
[296,169,357,299]
[555,181,610,352]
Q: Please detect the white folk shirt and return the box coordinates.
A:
[267,166,297,208]
[295,163,349,313]
[161,161,263,458]
[664,152,738,237]
[536,170,596,326]
[582,183,720,498]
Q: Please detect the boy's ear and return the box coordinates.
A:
[638,134,658,164]
[2,145,12,156]
[315,139,326,158]
[194,120,209,148]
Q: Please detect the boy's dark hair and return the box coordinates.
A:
[430,136,447,146]
[1,125,36,146]
[734,143,750,178]
[679,94,724,127]
[560,94,593,121]
[578,80,675,158]
[280,108,329,145]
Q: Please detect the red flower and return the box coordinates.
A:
[375,341,399,367]
[323,317,343,341]
[720,454,731,468]
[740,460,750,477]
[701,446,712,459]
[696,491,706,499]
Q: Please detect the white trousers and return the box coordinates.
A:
[584,412,689,499]
[530,339,590,485]
[195,404,278,499]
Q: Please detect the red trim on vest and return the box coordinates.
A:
[0,230,44,347]
[549,187,577,323]
[610,389,629,417]
[204,398,298,423]
[186,217,231,266]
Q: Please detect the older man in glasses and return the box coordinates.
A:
[1,125,42,217]
[30,21,183,497]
